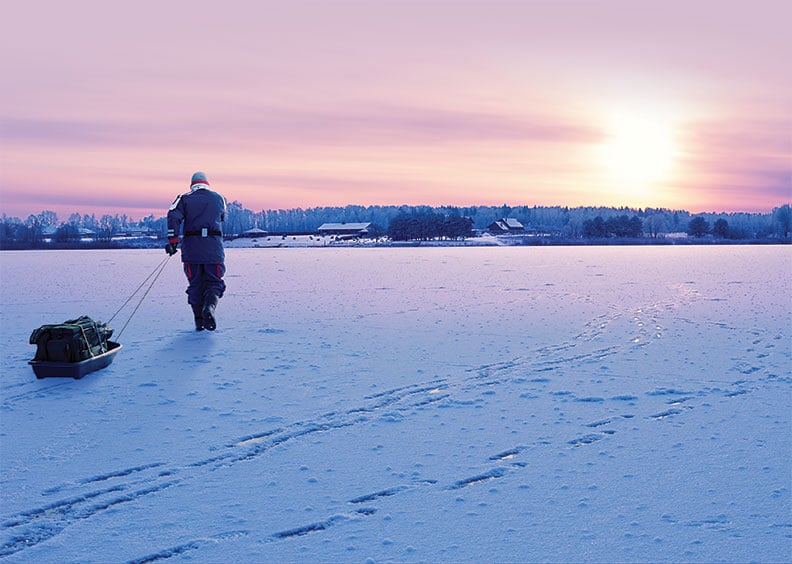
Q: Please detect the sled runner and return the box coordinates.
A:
[29,316,119,379]
[29,341,122,379]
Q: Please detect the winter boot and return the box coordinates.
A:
[191,304,205,331]
[202,297,218,331]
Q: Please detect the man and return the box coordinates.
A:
[166,171,227,331]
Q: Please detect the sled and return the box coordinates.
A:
[29,341,122,379]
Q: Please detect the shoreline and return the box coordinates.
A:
[1,236,789,251]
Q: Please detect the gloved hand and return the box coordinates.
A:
[165,238,178,256]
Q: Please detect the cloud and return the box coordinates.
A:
[1,181,166,213]
[678,117,791,183]
[215,103,600,148]
[0,117,114,145]
[1,103,598,153]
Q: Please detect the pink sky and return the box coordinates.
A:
[1,0,790,220]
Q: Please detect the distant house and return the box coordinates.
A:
[488,218,524,234]
[317,222,371,237]
[238,227,268,239]
[118,227,157,237]
[42,225,98,241]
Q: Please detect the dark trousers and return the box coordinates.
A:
[184,263,226,307]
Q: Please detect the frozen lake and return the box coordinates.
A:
[1,246,790,562]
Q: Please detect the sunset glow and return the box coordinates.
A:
[598,111,680,204]
[0,0,789,219]
[603,117,675,184]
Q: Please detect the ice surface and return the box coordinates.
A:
[1,246,790,562]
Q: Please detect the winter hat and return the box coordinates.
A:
[190,171,210,190]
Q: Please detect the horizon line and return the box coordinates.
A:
[2,200,789,223]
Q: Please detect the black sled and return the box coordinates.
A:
[29,316,120,379]
[29,341,122,379]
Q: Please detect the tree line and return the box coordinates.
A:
[582,215,643,238]
[218,202,792,241]
[0,211,166,248]
[2,203,790,248]
[387,210,474,241]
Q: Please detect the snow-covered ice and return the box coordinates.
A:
[1,246,790,563]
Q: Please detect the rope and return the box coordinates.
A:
[111,254,173,339]
[107,255,170,325]
[79,324,98,358]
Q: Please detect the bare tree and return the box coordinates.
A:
[645,214,667,238]
[772,204,791,238]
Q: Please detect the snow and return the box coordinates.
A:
[223,234,500,248]
[1,246,790,563]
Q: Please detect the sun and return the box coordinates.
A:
[598,112,678,200]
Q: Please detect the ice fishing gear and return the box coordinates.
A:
[28,255,173,379]
[28,315,119,379]
[30,315,113,363]
[29,338,122,379]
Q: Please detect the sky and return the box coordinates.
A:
[1,0,790,220]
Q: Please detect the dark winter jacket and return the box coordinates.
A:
[167,187,227,264]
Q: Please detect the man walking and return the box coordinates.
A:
[166,171,227,331]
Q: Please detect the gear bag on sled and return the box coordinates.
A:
[28,316,121,379]
[30,315,113,362]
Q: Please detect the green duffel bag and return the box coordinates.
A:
[30,316,113,363]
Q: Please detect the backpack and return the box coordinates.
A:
[29,316,113,363]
